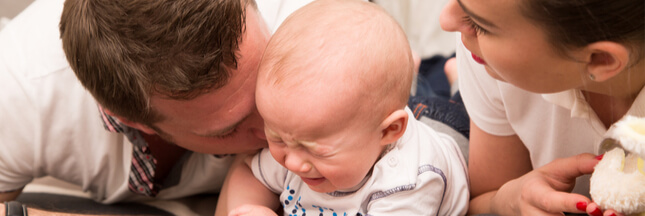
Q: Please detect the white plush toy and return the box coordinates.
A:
[590,115,645,215]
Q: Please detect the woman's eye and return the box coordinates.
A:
[462,16,488,35]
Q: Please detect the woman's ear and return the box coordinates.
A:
[103,108,157,135]
[584,41,630,82]
[378,109,409,146]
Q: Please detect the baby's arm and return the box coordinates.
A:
[214,154,280,216]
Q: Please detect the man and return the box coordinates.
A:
[0,0,470,215]
[0,0,310,213]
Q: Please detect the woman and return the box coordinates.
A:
[439,0,644,215]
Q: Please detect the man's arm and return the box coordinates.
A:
[0,190,22,203]
[0,202,104,216]
[1,190,79,216]
[214,154,280,216]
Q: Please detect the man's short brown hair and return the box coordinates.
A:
[60,0,256,125]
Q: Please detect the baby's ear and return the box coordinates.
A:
[379,109,409,146]
[584,41,630,82]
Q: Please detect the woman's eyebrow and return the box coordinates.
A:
[457,0,498,29]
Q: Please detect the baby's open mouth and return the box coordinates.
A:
[301,177,325,186]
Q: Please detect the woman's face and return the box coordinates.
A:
[440,0,589,94]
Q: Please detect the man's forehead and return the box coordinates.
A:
[150,87,248,128]
[150,91,226,114]
[193,113,249,137]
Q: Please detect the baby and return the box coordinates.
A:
[219,0,469,215]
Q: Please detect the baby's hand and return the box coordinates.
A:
[228,204,278,216]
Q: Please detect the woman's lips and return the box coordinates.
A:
[301,177,325,186]
[471,53,487,65]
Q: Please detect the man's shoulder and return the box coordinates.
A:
[256,0,314,33]
[0,0,68,78]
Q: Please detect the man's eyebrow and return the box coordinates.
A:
[457,0,497,28]
[195,114,250,137]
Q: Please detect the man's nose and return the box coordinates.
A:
[247,109,266,140]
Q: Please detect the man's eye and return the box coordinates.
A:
[215,128,238,139]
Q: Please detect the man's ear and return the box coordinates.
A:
[378,109,408,146]
[103,109,157,135]
[584,41,630,82]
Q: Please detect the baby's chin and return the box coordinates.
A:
[303,181,335,193]
[308,179,369,194]
[302,180,352,193]
[306,185,333,193]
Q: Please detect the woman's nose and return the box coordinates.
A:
[439,0,465,32]
[253,128,266,140]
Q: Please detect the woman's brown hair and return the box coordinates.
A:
[522,0,644,60]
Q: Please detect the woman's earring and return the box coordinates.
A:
[589,73,596,81]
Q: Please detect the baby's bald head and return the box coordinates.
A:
[258,0,414,124]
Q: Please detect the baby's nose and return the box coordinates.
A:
[284,153,312,173]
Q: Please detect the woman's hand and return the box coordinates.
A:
[584,202,624,216]
[489,153,601,215]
